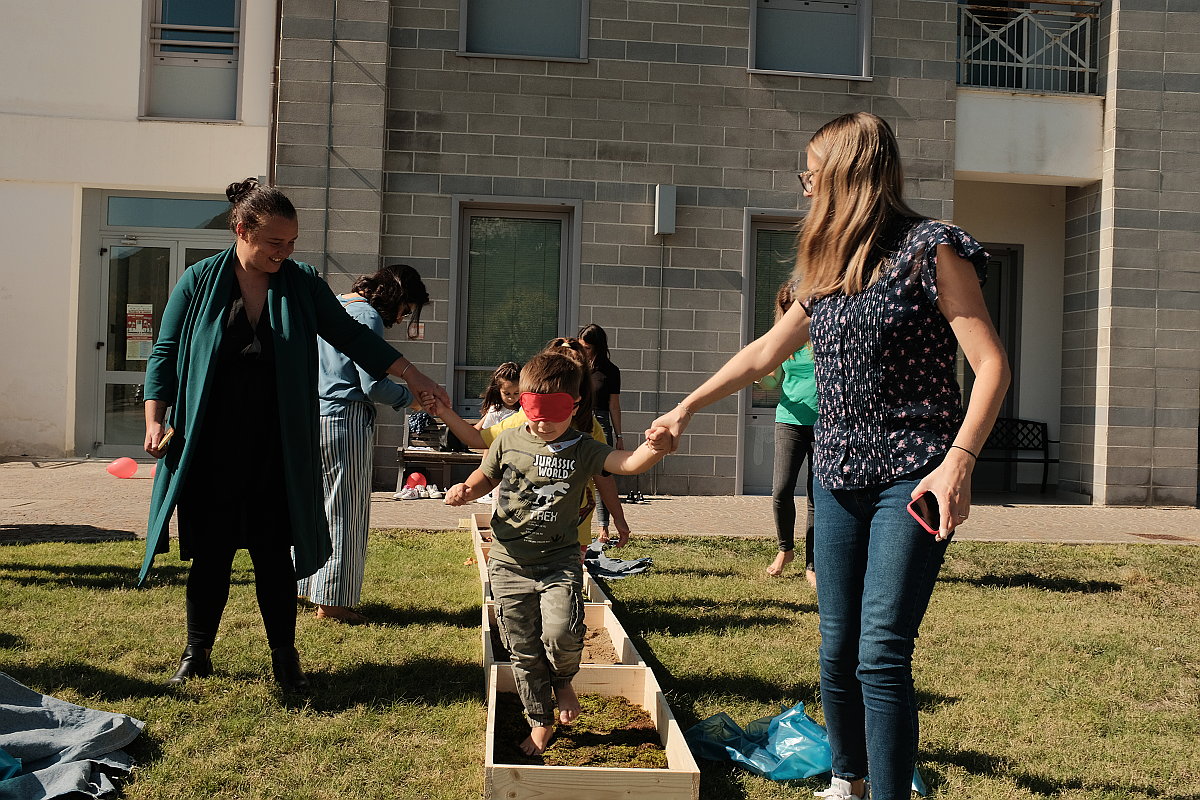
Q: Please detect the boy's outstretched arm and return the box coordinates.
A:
[444,469,498,506]
[425,395,487,450]
[603,434,674,476]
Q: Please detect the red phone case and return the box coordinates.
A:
[906,493,939,535]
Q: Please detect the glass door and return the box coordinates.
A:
[743,224,801,495]
[96,240,176,455]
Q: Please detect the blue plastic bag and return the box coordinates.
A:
[0,745,22,780]
[685,702,832,781]
[685,702,928,794]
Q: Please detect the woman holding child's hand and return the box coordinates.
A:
[649,114,1009,800]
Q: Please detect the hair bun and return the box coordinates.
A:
[226,177,260,205]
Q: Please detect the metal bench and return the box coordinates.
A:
[977,417,1059,492]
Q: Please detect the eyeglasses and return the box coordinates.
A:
[797,169,819,193]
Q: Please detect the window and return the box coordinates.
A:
[750,0,871,79]
[451,203,580,416]
[144,0,241,120]
[460,0,588,61]
[750,224,800,409]
[107,196,230,229]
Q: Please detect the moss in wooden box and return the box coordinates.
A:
[493,693,668,769]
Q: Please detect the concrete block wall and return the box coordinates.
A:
[369,0,959,495]
[1061,180,1101,497]
[276,0,414,488]
[1069,0,1200,505]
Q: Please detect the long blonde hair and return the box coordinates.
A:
[794,113,924,300]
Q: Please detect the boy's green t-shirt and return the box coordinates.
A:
[481,425,613,566]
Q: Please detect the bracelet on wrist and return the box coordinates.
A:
[676,401,694,418]
[399,362,412,379]
[949,444,978,461]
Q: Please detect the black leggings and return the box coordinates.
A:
[772,422,815,570]
[185,541,297,651]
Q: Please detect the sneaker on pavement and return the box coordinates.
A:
[393,487,420,500]
[427,484,444,499]
[814,777,868,799]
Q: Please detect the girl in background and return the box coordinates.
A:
[577,324,627,546]
[476,362,522,431]
[474,361,521,505]
[757,281,818,585]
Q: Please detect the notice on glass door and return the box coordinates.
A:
[126,304,154,361]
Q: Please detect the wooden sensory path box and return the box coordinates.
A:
[485,664,701,800]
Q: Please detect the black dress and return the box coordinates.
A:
[177,286,290,557]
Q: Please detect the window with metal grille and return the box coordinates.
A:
[143,0,241,120]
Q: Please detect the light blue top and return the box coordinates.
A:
[776,346,818,426]
[318,297,413,416]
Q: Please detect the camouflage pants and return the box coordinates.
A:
[489,556,585,727]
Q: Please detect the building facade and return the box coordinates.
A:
[3,1,1195,508]
[270,0,1197,504]
[0,0,278,464]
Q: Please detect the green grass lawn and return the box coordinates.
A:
[1,531,1197,799]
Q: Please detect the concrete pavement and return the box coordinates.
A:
[3,458,1197,546]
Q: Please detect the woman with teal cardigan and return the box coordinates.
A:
[142,179,448,692]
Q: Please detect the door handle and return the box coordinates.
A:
[96,342,105,349]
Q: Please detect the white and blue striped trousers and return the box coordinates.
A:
[298,402,374,607]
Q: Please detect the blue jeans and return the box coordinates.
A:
[812,465,948,800]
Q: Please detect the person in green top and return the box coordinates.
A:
[443,351,672,756]
[756,281,818,584]
[142,178,450,692]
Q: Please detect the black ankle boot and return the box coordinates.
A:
[168,645,212,685]
[270,647,310,692]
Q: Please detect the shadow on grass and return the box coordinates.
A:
[4,661,171,702]
[1,524,138,545]
[0,632,25,649]
[940,572,1121,594]
[0,561,207,590]
[293,657,484,713]
[354,602,479,628]
[617,596,816,637]
[919,745,1192,799]
[123,727,166,774]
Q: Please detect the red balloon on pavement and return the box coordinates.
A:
[106,457,138,479]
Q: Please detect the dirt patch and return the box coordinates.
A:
[489,623,621,664]
[492,692,667,768]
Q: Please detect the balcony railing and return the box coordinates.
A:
[957,1,1100,95]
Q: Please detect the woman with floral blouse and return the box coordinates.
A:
[651,112,1010,800]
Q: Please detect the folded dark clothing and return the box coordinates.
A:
[584,542,653,579]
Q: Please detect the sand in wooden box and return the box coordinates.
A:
[482,602,645,692]
[485,664,700,800]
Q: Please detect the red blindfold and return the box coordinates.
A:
[520,392,576,422]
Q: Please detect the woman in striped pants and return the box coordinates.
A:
[298,264,430,623]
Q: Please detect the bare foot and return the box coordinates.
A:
[805,568,817,589]
[520,725,555,755]
[766,550,795,577]
[315,605,368,624]
[555,682,581,724]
